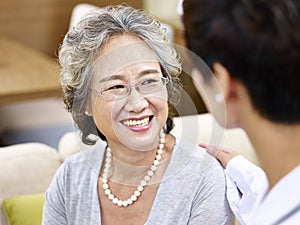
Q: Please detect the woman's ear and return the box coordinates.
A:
[85,94,94,116]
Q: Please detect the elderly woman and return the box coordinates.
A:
[42,5,233,225]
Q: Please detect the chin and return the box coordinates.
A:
[112,127,158,151]
[120,135,159,151]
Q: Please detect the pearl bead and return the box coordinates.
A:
[140,180,147,186]
[101,129,165,207]
[108,194,114,200]
[148,171,154,176]
[131,195,137,201]
[127,198,133,205]
[102,178,107,183]
[137,185,144,191]
[151,165,157,171]
[117,200,123,207]
[144,175,151,181]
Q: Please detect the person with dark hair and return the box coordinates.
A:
[183,0,300,224]
[42,5,234,225]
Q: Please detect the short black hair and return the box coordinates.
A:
[183,0,300,123]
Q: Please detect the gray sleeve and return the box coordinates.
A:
[42,164,68,225]
[188,162,234,225]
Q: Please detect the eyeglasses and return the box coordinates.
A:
[90,76,169,101]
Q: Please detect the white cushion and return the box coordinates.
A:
[0,143,61,225]
[58,131,80,160]
[58,113,259,165]
[172,114,259,165]
[69,3,100,29]
[0,143,61,202]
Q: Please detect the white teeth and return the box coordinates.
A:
[123,117,150,127]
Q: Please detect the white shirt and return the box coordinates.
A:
[225,156,300,225]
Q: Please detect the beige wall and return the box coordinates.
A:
[0,0,143,57]
[0,0,206,135]
[144,0,181,20]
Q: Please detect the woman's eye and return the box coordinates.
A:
[142,78,159,85]
[106,84,126,90]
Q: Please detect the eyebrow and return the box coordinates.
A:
[98,75,125,84]
[98,69,161,84]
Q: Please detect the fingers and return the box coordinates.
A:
[199,144,239,169]
[199,143,208,149]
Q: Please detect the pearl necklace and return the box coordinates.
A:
[101,130,165,207]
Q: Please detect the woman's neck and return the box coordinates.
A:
[107,140,157,166]
[103,134,175,185]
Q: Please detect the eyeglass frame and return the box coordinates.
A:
[90,76,169,101]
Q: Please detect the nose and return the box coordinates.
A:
[124,88,149,112]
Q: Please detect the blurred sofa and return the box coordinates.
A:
[0,113,258,225]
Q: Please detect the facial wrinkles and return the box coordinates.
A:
[99,64,162,86]
[90,40,168,122]
[91,41,159,89]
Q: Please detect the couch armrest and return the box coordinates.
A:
[58,113,259,165]
[0,143,62,225]
[171,113,259,165]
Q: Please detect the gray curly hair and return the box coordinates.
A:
[59,5,182,144]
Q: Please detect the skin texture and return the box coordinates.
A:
[90,34,169,158]
[199,143,239,169]
[90,34,175,225]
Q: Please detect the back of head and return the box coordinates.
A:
[183,0,300,123]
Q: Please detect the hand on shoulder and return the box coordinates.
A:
[199,144,239,169]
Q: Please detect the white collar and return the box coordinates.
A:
[249,165,300,225]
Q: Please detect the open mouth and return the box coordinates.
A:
[121,115,154,127]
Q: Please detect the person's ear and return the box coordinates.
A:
[212,62,231,99]
[85,93,94,116]
[191,66,226,127]
[212,62,240,128]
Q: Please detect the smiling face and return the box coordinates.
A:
[89,35,168,151]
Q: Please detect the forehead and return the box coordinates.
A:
[92,35,159,81]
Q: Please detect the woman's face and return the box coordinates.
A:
[90,35,168,151]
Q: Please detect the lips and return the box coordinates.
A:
[121,115,153,128]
